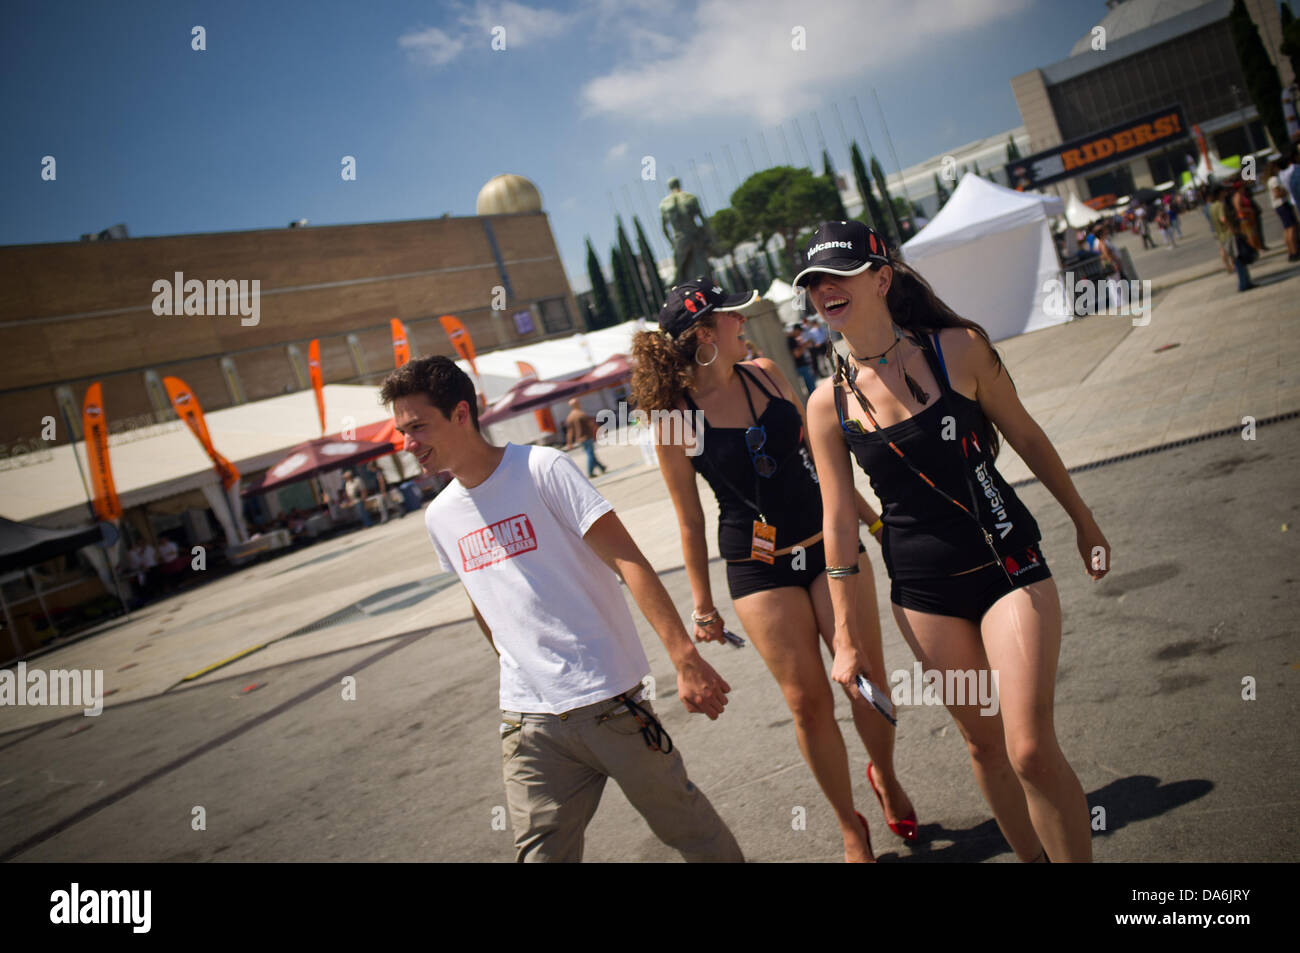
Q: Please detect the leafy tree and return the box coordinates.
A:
[585,238,617,329]
[633,215,666,308]
[729,165,843,275]
[849,142,886,235]
[709,207,752,252]
[1228,0,1287,151]
[1006,134,1022,163]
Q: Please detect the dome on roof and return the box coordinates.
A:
[476,174,543,215]
[1068,0,1215,57]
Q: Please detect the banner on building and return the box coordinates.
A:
[81,382,121,521]
[162,376,240,490]
[1005,105,1190,190]
[308,338,326,435]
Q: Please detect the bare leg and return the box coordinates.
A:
[892,604,1044,860]
[733,586,873,862]
[980,579,1092,862]
[808,551,916,830]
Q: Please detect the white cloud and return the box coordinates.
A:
[398,27,466,67]
[606,142,629,160]
[581,0,1033,124]
[458,1,575,47]
[400,2,574,68]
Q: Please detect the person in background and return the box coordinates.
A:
[1266,157,1299,261]
[787,325,817,395]
[343,469,372,527]
[564,397,608,478]
[1167,196,1181,238]
[1134,204,1155,249]
[367,461,394,523]
[1155,206,1175,248]
[1207,186,1236,276]
[1213,184,1256,292]
[1233,180,1262,252]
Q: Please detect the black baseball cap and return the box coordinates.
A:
[658,277,759,339]
[792,221,891,288]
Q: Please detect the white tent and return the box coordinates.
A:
[1191,153,1239,186]
[764,278,803,326]
[901,175,1066,342]
[1064,191,1104,229]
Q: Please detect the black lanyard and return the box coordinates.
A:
[688,367,782,523]
[834,340,1014,585]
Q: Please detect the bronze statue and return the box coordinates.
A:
[659,177,714,285]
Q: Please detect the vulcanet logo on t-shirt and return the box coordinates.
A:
[457,513,538,571]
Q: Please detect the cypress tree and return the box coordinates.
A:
[585,238,617,329]
[823,149,850,220]
[632,215,667,308]
[616,216,653,320]
[609,243,635,322]
[1006,134,1022,162]
[850,142,885,232]
[1228,0,1287,151]
[871,154,903,247]
[933,172,951,209]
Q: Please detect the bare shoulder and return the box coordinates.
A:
[934,326,997,370]
[805,376,838,422]
[745,357,794,397]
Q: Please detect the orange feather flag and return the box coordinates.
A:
[163,376,240,490]
[308,338,326,435]
[81,382,122,521]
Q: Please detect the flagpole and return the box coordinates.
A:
[60,403,131,622]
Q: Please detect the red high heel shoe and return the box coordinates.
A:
[867,761,918,842]
[854,811,874,861]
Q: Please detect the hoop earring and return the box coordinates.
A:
[694,341,718,366]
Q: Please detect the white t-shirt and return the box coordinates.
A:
[424,443,650,714]
[1268,174,1293,210]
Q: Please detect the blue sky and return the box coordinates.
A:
[1,0,1103,292]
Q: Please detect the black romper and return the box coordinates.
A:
[834,333,1052,622]
[684,364,833,600]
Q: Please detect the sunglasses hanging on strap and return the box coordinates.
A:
[833,341,1014,586]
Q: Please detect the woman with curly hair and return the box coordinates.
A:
[630,278,917,863]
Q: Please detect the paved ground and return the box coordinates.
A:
[1,223,1297,862]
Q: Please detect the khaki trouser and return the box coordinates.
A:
[499,689,743,863]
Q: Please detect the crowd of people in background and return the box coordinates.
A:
[1065,139,1300,295]
[786,315,833,392]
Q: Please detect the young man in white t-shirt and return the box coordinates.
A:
[382,356,743,863]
